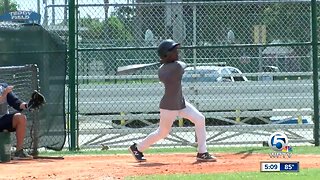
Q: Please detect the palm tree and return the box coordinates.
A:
[1,0,17,14]
[63,0,67,25]
[3,0,9,13]
[103,0,109,20]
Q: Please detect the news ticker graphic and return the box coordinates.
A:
[260,161,299,172]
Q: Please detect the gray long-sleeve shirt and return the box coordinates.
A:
[158,61,186,110]
[0,83,24,116]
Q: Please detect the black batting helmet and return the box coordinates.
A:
[157,39,180,59]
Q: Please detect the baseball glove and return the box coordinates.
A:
[28,90,46,111]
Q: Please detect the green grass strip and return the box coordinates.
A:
[126,168,320,180]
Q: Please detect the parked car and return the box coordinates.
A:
[182,65,248,83]
[182,65,271,126]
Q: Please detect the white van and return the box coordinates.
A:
[183,65,248,83]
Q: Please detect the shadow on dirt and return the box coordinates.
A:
[135,162,169,167]
[233,148,266,159]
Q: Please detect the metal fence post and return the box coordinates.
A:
[311,0,319,146]
[68,0,77,151]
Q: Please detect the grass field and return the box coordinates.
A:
[126,168,319,180]
[39,146,320,179]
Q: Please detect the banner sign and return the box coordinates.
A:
[0,11,41,24]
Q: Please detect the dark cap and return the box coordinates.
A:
[157,39,180,58]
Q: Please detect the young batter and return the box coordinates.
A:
[129,39,216,162]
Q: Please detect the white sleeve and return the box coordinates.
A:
[177,61,187,69]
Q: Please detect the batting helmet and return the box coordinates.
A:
[157,39,180,59]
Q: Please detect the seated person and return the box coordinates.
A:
[0,83,32,160]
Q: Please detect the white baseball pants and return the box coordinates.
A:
[137,101,208,153]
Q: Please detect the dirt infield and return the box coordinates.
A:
[1,153,320,180]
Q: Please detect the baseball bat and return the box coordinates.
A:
[116,62,160,75]
[33,155,64,159]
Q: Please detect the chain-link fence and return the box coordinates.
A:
[2,0,320,150]
[73,0,317,150]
